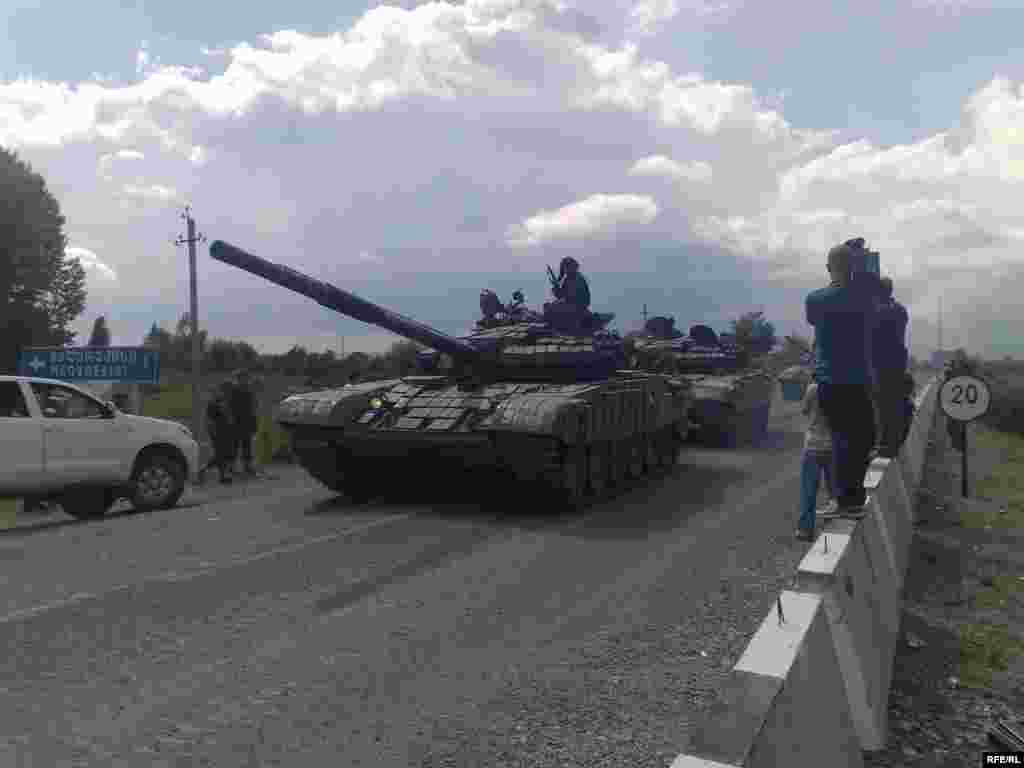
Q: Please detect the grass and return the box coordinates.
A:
[140,376,295,465]
[955,421,1024,687]
[0,498,18,530]
[973,574,1024,611]
[967,423,1024,529]
[959,622,1024,688]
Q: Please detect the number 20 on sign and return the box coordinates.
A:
[940,375,991,498]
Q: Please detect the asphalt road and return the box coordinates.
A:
[0,389,841,766]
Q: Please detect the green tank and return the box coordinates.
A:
[627,317,774,447]
[210,242,695,508]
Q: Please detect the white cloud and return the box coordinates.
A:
[3,1,1024,358]
[627,0,729,36]
[508,193,659,246]
[629,154,712,182]
[66,246,117,281]
[120,183,179,203]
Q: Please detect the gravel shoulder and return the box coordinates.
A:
[864,419,1024,768]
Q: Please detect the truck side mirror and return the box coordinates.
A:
[103,401,119,418]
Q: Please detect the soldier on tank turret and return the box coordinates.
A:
[551,257,591,310]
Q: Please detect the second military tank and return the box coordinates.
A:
[626,316,774,447]
[209,241,694,508]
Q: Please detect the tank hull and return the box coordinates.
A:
[276,373,693,506]
[679,371,774,446]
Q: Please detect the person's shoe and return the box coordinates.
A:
[795,528,815,542]
[837,503,866,519]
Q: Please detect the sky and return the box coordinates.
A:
[3,0,1024,359]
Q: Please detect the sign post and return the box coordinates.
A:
[17,347,161,386]
[939,375,991,498]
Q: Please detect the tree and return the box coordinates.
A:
[730,311,777,363]
[0,147,87,372]
[88,316,111,347]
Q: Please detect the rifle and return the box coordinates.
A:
[546,265,560,295]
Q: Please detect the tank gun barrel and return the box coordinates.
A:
[209,240,478,360]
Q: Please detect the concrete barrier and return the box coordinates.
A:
[674,592,863,768]
[796,518,899,750]
[670,376,940,765]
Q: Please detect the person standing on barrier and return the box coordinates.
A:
[871,276,909,458]
[806,238,879,519]
[796,376,836,541]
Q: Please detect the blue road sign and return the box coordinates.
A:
[17,347,160,384]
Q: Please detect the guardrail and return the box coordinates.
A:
[672,375,941,768]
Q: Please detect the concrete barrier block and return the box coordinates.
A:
[671,757,739,768]
[797,520,899,751]
[683,592,863,768]
[863,457,889,491]
[872,467,913,587]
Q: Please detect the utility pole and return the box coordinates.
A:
[938,296,943,356]
[643,304,648,325]
[173,206,207,442]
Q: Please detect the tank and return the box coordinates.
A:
[626,316,774,446]
[209,241,694,507]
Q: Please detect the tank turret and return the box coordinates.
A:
[210,240,627,381]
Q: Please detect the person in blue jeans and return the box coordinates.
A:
[797,378,835,541]
[805,238,882,518]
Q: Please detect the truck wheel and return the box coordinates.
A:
[61,488,115,520]
[131,454,186,512]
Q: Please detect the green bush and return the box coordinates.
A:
[979,369,1024,436]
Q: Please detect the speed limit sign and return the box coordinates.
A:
[940,375,991,422]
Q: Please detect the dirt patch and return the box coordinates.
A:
[864,421,1024,767]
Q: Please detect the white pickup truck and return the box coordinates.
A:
[0,376,199,519]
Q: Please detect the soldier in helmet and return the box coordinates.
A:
[551,257,591,310]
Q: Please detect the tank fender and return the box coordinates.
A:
[275,380,401,428]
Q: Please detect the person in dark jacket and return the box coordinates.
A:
[871,276,910,457]
[200,382,236,484]
[230,369,258,475]
[805,238,880,518]
[552,257,591,309]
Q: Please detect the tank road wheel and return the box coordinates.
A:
[625,435,644,481]
[586,442,610,499]
[657,427,680,469]
[641,431,658,473]
[555,446,588,510]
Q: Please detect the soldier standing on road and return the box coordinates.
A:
[230,369,259,476]
[200,382,237,484]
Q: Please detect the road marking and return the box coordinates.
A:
[0,513,412,625]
